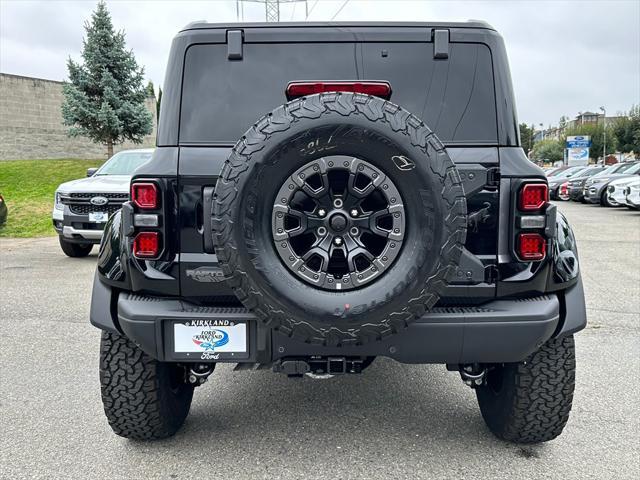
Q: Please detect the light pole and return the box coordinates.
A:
[539,123,544,141]
[600,106,606,164]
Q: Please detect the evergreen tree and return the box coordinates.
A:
[519,123,534,154]
[62,1,152,157]
[146,80,156,98]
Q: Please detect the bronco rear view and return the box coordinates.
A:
[90,21,586,443]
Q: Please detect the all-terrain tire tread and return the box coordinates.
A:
[478,335,576,444]
[99,331,193,440]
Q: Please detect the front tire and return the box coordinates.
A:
[601,191,617,207]
[476,335,576,444]
[58,236,93,257]
[99,331,194,440]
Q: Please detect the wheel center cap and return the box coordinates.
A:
[329,213,347,232]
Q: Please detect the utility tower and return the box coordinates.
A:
[238,0,308,22]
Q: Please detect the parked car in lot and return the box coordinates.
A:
[583,162,640,206]
[90,20,586,445]
[606,176,640,207]
[566,165,608,202]
[625,178,640,209]
[548,166,588,200]
[0,193,7,225]
[546,165,576,177]
[52,148,153,257]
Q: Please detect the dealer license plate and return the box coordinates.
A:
[173,320,247,355]
[89,212,108,223]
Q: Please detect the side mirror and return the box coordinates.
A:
[86,167,98,177]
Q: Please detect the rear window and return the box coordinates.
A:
[179,42,497,145]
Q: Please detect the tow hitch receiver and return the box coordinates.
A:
[273,356,370,377]
[457,364,488,388]
[186,363,215,385]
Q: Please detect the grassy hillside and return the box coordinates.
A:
[0,159,103,237]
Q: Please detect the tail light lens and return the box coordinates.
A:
[560,181,569,196]
[133,232,160,258]
[518,233,546,261]
[131,182,158,209]
[286,81,392,100]
[519,183,548,211]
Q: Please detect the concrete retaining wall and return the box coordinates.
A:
[0,73,156,160]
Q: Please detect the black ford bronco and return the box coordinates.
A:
[90,21,586,443]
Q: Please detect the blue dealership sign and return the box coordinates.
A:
[567,147,590,166]
[566,135,592,148]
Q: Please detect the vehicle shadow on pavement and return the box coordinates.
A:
[129,358,549,462]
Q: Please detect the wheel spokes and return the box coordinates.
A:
[272,156,405,290]
[347,247,375,271]
[302,246,330,271]
[301,171,330,199]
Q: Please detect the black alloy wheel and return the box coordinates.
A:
[272,156,405,291]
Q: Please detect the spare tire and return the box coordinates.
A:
[212,92,466,346]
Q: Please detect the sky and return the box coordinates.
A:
[1,0,639,128]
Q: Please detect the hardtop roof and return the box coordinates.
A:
[180,20,495,32]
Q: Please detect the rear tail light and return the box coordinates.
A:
[133,231,160,258]
[131,182,158,209]
[133,213,159,227]
[560,182,569,196]
[518,233,546,261]
[515,182,549,262]
[519,183,548,211]
[286,81,392,100]
[130,180,163,260]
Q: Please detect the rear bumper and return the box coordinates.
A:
[90,273,587,365]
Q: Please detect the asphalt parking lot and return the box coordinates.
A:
[1,201,639,480]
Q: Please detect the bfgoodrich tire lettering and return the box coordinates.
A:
[212,92,467,346]
[99,331,194,440]
[476,335,576,444]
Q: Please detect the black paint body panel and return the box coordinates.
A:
[91,21,587,364]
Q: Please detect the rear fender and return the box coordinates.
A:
[550,211,586,337]
[550,211,580,286]
[97,209,131,290]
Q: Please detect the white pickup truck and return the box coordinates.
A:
[52,148,153,257]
